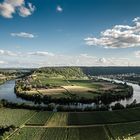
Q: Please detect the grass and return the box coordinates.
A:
[31,77,69,87]
[26,111,53,125]
[68,79,103,89]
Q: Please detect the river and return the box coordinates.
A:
[0,80,33,104]
[0,78,140,107]
[99,77,140,106]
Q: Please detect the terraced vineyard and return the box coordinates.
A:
[0,108,140,140]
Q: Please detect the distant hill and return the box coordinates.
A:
[34,67,86,79]
[33,66,140,77]
[81,66,140,76]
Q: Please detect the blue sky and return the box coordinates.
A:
[0,0,140,67]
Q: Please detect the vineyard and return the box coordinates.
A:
[26,111,53,125]
[9,127,108,140]
[68,108,140,125]
[0,108,140,140]
[0,108,36,126]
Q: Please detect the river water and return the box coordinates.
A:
[0,80,33,104]
[0,79,140,107]
[99,77,140,106]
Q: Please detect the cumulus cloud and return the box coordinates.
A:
[85,17,140,48]
[28,51,55,57]
[0,0,35,18]
[56,5,63,12]
[11,32,35,38]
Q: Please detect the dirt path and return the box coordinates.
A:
[24,120,140,128]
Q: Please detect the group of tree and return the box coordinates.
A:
[0,125,16,140]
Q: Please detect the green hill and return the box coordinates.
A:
[34,67,86,79]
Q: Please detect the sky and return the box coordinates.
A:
[0,0,140,67]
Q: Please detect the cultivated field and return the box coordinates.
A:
[0,107,140,140]
[0,108,36,126]
[22,78,120,100]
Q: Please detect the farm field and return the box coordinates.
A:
[0,107,140,140]
[47,112,68,126]
[9,127,109,140]
[68,107,140,125]
[0,108,36,126]
[18,78,123,100]
[108,122,140,139]
[26,111,53,125]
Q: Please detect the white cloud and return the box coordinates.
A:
[0,49,17,56]
[18,3,35,17]
[0,50,136,67]
[85,17,140,49]
[56,5,63,12]
[134,51,140,58]
[0,0,35,18]
[98,58,107,64]
[11,32,35,38]
[0,60,6,64]
[28,51,55,57]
